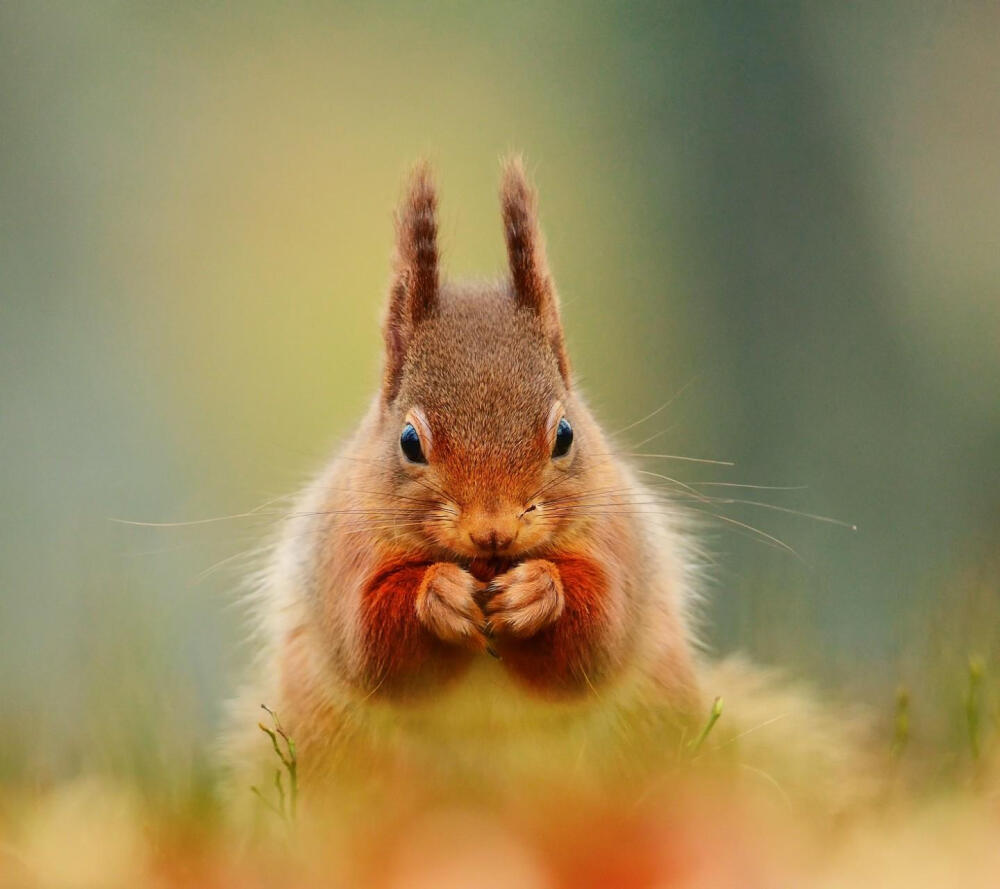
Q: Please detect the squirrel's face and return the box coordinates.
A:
[370,160,602,559]
[389,400,578,559]
[383,286,594,559]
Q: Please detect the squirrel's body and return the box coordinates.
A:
[228,479,699,798]
[224,159,873,817]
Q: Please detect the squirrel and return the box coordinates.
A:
[223,158,874,817]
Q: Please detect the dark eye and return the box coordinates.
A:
[552,417,573,459]
[400,423,426,464]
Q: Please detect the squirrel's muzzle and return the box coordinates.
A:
[463,509,521,555]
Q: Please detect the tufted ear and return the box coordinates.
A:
[382,161,440,402]
[500,155,570,384]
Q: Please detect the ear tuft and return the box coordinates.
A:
[383,161,440,401]
[394,161,439,324]
[500,155,570,383]
[500,155,549,312]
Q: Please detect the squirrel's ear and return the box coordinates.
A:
[500,156,570,384]
[382,161,440,402]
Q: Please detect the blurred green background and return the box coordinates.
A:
[2,2,998,786]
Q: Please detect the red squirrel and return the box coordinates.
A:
[222,159,879,826]
[226,158,711,805]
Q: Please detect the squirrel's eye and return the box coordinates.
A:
[400,423,426,464]
[552,417,574,459]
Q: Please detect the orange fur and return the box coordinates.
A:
[225,158,704,807]
[488,556,612,695]
[360,559,476,696]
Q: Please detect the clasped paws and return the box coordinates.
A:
[416,559,565,651]
[482,559,565,639]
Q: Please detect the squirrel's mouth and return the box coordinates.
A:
[430,532,539,563]
[424,505,556,562]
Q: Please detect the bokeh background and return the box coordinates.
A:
[2,2,998,790]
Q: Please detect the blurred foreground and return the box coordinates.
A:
[2,745,999,889]
[3,632,999,888]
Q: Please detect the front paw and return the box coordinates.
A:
[483,559,565,639]
[415,563,487,651]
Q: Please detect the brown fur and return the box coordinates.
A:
[383,160,440,401]
[500,155,570,383]
[224,160,871,820]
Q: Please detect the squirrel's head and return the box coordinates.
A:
[373,158,605,560]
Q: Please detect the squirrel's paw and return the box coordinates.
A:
[483,559,565,639]
[415,562,487,651]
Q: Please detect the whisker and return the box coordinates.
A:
[687,482,806,491]
[539,510,664,519]
[693,497,857,530]
[109,493,292,528]
[621,452,735,467]
[287,508,422,518]
[542,485,654,505]
[541,501,665,513]
[538,492,668,512]
[192,545,266,584]
[331,487,447,507]
[635,469,716,503]
[526,451,622,502]
[110,511,277,528]
[343,523,432,535]
[629,427,672,451]
[691,510,802,560]
[630,485,855,532]
[611,377,698,437]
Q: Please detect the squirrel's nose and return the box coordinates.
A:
[467,517,519,553]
